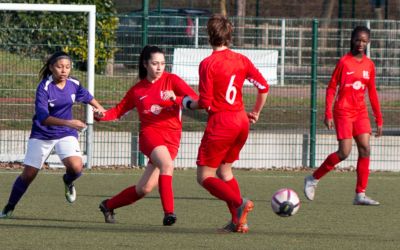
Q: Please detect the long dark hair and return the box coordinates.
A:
[39,51,72,80]
[138,45,165,80]
[350,26,370,52]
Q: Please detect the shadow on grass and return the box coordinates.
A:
[0,220,226,235]
[1,221,396,242]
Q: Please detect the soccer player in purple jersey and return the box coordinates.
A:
[0,51,105,218]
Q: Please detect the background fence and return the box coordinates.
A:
[0,11,399,170]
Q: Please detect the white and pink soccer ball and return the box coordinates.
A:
[271,188,300,217]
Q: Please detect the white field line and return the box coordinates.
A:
[0,171,398,180]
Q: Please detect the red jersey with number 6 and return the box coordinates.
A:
[198,49,269,113]
[325,52,383,126]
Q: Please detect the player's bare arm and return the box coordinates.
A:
[248,92,268,124]
[90,98,106,113]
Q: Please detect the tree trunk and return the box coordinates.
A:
[321,0,335,19]
[320,0,335,49]
[235,0,246,47]
[220,0,227,16]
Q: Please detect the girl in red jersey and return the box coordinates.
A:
[184,14,269,233]
[304,26,383,205]
[94,45,198,225]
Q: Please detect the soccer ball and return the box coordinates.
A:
[271,188,300,217]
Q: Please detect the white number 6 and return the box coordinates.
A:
[225,75,237,105]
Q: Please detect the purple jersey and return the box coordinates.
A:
[30,76,93,140]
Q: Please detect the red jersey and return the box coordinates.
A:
[198,49,269,113]
[100,72,198,131]
[325,52,383,126]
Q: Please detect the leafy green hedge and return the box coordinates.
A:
[0,0,118,74]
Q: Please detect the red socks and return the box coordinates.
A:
[356,157,370,193]
[159,174,174,214]
[313,153,370,193]
[313,152,341,179]
[224,177,241,222]
[202,177,242,208]
[106,185,143,210]
[106,176,175,215]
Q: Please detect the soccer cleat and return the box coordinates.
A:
[218,221,249,233]
[236,223,249,233]
[0,204,15,219]
[99,199,116,223]
[63,177,76,203]
[353,193,380,206]
[304,175,319,201]
[163,213,177,226]
[64,183,76,203]
[235,198,254,233]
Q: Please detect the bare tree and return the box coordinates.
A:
[321,0,335,19]
[320,0,335,48]
[220,0,227,16]
[398,0,400,16]
[371,0,384,19]
[235,0,246,46]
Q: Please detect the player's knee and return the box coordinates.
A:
[158,164,174,175]
[337,149,351,160]
[196,174,206,186]
[66,164,83,175]
[20,166,38,185]
[358,146,370,157]
[139,183,154,195]
[337,152,349,160]
[20,174,35,186]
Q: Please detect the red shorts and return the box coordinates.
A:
[197,110,249,168]
[334,109,371,140]
[139,127,181,160]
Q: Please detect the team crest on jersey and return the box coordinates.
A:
[71,94,76,103]
[363,70,370,79]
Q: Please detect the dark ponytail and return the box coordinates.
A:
[39,51,72,80]
[350,26,370,52]
[138,45,164,80]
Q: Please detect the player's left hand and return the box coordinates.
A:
[247,111,260,124]
[93,108,106,119]
[375,126,383,137]
[162,90,176,101]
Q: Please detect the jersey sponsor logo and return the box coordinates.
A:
[363,70,370,79]
[345,81,365,90]
[346,71,354,75]
[150,104,162,115]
